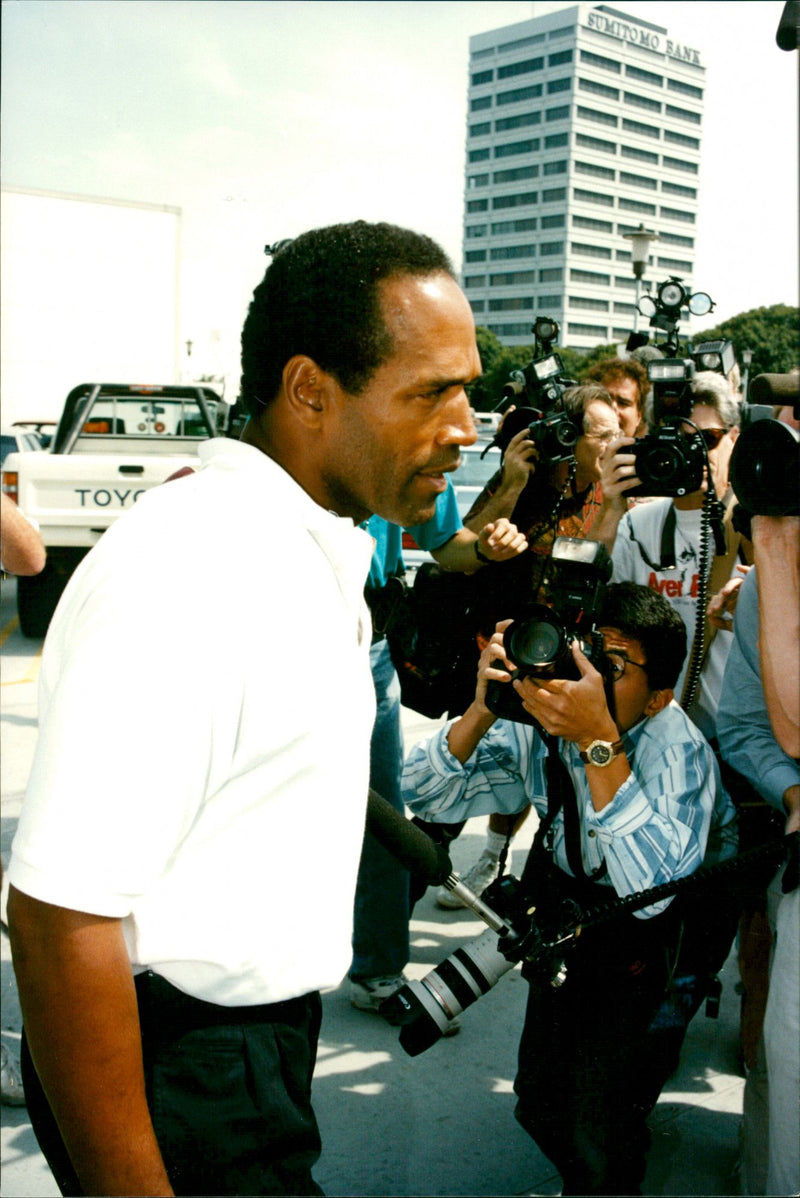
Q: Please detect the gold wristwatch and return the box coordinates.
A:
[579,738,624,767]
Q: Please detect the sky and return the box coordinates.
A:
[1,0,798,400]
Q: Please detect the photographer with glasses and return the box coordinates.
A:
[402,581,736,1196]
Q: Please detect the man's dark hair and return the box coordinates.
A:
[240,220,454,416]
[585,357,649,405]
[599,581,686,690]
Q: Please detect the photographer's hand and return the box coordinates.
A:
[707,565,750,630]
[591,435,639,552]
[446,620,514,763]
[463,428,538,533]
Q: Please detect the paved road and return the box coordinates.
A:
[1,576,745,1196]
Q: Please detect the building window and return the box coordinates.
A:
[662,181,697,198]
[575,160,616,180]
[573,187,614,207]
[489,270,537,285]
[548,26,573,40]
[547,77,572,94]
[667,77,703,100]
[544,132,569,148]
[488,296,535,311]
[464,276,486,288]
[625,64,663,87]
[548,49,573,66]
[659,231,694,247]
[545,105,570,122]
[618,197,657,215]
[469,299,486,313]
[666,104,702,125]
[571,242,612,259]
[492,217,538,233]
[498,34,545,52]
[468,173,489,188]
[575,133,617,155]
[573,214,613,233]
[657,256,693,272]
[568,322,609,337]
[471,47,496,60]
[622,118,660,139]
[577,105,618,127]
[539,268,564,282]
[569,295,610,311]
[488,323,533,336]
[662,155,698,174]
[540,240,565,255]
[495,111,541,131]
[624,91,662,113]
[470,122,491,137]
[465,249,487,262]
[613,301,636,315]
[542,159,567,175]
[465,224,487,238]
[578,77,619,101]
[494,165,538,184]
[621,144,659,164]
[664,129,700,149]
[495,139,537,158]
[469,148,491,163]
[470,96,492,112]
[579,49,620,73]
[490,244,536,260]
[493,192,538,209]
[614,275,638,288]
[497,84,543,105]
[498,57,544,79]
[538,293,562,306]
[542,186,567,202]
[472,69,494,85]
[620,170,657,190]
[660,206,696,223]
[616,249,632,260]
[570,268,610,285]
[541,213,566,228]
[467,199,489,213]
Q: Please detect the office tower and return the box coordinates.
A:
[463,4,705,349]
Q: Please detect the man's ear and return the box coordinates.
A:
[644,687,673,718]
[281,356,332,427]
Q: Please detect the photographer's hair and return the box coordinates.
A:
[560,383,616,430]
[240,221,454,417]
[599,581,687,691]
[644,369,741,432]
[584,357,650,405]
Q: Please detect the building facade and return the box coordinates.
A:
[463,3,705,350]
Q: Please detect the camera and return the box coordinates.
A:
[625,358,706,498]
[730,411,800,518]
[485,537,612,725]
[490,317,579,467]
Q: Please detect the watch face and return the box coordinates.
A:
[590,743,612,765]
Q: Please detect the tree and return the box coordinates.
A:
[691,304,799,378]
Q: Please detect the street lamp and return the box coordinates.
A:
[622,224,658,332]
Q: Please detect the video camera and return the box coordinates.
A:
[489,317,580,466]
[485,536,613,725]
[730,372,800,518]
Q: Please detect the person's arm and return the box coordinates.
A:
[431,517,527,574]
[0,492,46,575]
[752,514,800,758]
[589,435,638,553]
[7,889,174,1196]
[462,428,539,532]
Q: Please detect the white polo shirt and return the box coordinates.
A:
[9,438,376,1006]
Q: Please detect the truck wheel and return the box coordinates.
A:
[17,550,86,638]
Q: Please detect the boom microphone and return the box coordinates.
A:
[748,372,800,407]
[365,789,453,885]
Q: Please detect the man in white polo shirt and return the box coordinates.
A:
[7,221,482,1197]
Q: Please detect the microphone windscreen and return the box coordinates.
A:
[365,789,453,885]
[749,373,800,405]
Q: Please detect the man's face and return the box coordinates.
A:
[320,272,480,526]
[600,375,642,439]
[600,626,662,732]
[574,400,620,488]
[683,401,738,501]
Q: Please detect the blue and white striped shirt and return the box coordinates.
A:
[402,700,736,918]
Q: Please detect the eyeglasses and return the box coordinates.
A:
[606,650,649,682]
[698,427,729,450]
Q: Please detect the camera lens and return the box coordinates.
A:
[644,445,681,483]
[507,608,566,671]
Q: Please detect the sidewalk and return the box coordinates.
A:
[1,671,746,1196]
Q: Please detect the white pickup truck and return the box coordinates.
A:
[2,382,232,636]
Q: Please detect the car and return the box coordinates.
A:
[402,441,502,579]
[1,426,43,470]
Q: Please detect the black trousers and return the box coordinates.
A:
[21,971,324,1196]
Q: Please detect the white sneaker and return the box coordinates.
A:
[349,973,409,1013]
[436,849,500,909]
[1,1043,25,1107]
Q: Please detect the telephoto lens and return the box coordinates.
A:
[379,928,517,1056]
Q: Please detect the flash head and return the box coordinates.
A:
[533,316,560,344]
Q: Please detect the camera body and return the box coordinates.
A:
[627,358,705,498]
[491,318,579,468]
[485,537,612,725]
[493,401,579,466]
